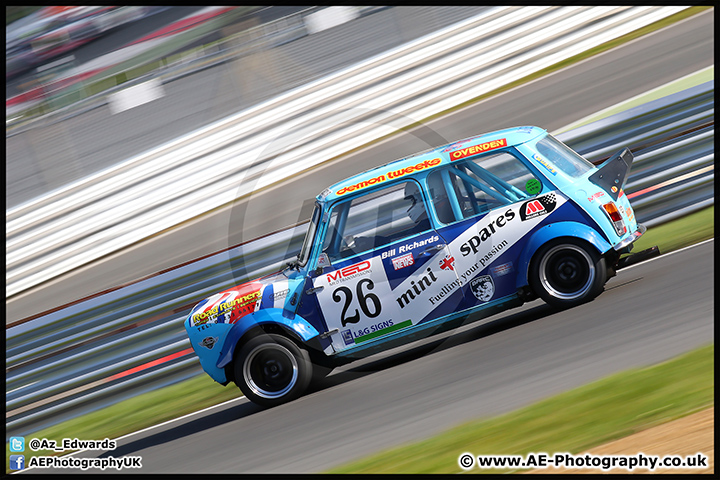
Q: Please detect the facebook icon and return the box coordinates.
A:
[10,455,25,470]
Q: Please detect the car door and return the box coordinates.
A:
[306,179,459,353]
[425,150,559,310]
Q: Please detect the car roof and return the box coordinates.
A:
[318,126,547,203]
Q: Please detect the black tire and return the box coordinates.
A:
[234,333,312,407]
[529,238,606,308]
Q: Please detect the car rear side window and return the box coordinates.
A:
[535,135,595,178]
[428,151,539,225]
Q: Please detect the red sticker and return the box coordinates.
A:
[449,138,507,161]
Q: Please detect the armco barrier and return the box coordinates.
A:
[5,6,689,298]
[557,80,714,226]
[5,82,714,436]
[5,6,387,130]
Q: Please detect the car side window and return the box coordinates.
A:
[535,134,594,178]
[322,181,431,261]
[429,151,539,225]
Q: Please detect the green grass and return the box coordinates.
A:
[327,344,714,473]
[6,6,43,25]
[6,374,244,474]
[557,66,714,133]
[6,207,714,473]
[629,206,714,256]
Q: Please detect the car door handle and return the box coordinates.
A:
[419,243,446,256]
[306,286,324,295]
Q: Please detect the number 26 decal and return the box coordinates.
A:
[332,278,382,327]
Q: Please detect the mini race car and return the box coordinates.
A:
[184,126,658,407]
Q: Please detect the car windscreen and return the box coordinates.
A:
[297,203,321,267]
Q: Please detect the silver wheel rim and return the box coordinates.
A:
[539,244,595,300]
[243,343,299,399]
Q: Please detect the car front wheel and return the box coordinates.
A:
[530,238,606,308]
[234,333,312,407]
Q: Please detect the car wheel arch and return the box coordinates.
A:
[527,236,607,307]
[515,221,611,290]
[216,309,320,372]
[223,322,305,385]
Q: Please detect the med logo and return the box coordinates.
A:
[10,436,25,452]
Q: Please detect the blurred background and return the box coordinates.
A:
[5,5,714,474]
[7,6,477,206]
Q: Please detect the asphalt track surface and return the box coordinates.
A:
[43,240,714,473]
[7,10,713,323]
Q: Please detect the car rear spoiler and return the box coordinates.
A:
[588,148,633,201]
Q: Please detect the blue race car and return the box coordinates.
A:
[185,126,658,407]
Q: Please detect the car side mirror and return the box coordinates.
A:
[314,266,324,276]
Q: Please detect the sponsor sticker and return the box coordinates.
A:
[392,253,414,270]
[199,336,219,350]
[533,154,557,176]
[341,320,413,345]
[459,209,516,257]
[191,290,261,325]
[442,141,465,152]
[449,138,507,161]
[491,262,513,277]
[430,240,507,307]
[341,329,354,346]
[271,289,289,301]
[317,253,331,268]
[353,319,411,344]
[520,193,556,221]
[336,158,441,195]
[625,207,635,222]
[325,260,372,285]
[381,234,440,259]
[439,255,455,271]
[588,191,605,202]
[525,178,542,195]
[470,275,495,302]
[396,267,439,309]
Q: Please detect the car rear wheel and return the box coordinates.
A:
[530,238,606,308]
[234,333,312,407]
